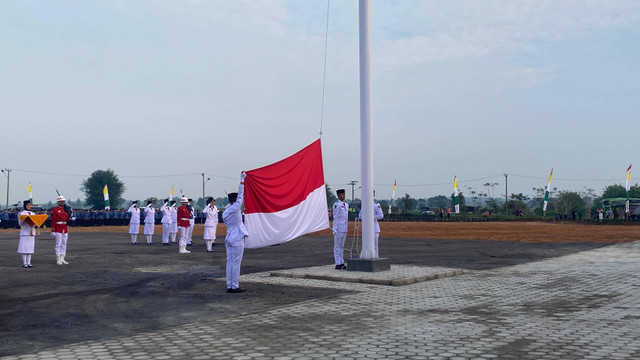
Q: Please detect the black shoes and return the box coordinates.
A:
[162,243,170,246]
[206,250,214,252]
[335,264,347,270]
[227,288,246,293]
[187,244,193,247]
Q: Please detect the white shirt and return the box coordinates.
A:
[223,184,249,243]
[160,203,172,224]
[144,205,155,224]
[203,204,219,226]
[127,205,140,224]
[332,200,349,233]
[358,202,384,233]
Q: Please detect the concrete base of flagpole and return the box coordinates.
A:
[346,258,391,272]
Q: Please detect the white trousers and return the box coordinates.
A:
[225,238,245,289]
[162,223,171,243]
[187,221,194,244]
[179,227,189,246]
[53,232,68,256]
[333,232,347,265]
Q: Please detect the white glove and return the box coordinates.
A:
[240,172,247,181]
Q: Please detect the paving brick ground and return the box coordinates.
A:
[2,240,639,360]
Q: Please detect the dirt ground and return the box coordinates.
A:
[1,221,637,356]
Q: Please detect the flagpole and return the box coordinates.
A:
[359,0,375,260]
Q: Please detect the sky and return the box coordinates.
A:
[1,0,640,207]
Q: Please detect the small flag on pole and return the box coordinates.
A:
[27,182,32,204]
[388,179,396,215]
[453,176,460,214]
[169,186,174,202]
[626,164,632,213]
[543,168,553,213]
[103,184,110,210]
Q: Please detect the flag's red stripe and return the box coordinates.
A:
[244,139,325,214]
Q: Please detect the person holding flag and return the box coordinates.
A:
[51,195,71,265]
[18,200,37,268]
[223,173,249,293]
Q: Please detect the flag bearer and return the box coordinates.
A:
[223,172,248,293]
[332,189,349,270]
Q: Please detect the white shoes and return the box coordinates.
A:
[60,255,69,265]
[56,255,63,265]
[179,245,190,254]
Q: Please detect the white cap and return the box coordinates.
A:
[56,195,66,202]
[180,197,188,203]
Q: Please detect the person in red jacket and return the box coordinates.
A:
[177,197,192,254]
[51,195,72,265]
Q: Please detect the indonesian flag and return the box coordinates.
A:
[103,184,110,210]
[27,182,32,203]
[243,139,330,249]
[388,179,396,215]
[626,164,632,213]
[543,168,553,212]
[453,176,459,214]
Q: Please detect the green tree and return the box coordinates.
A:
[427,195,449,209]
[556,191,585,215]
[503,193,530,215]
[399,193,417,212]
[81,169,126,210]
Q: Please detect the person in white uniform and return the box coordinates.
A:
[160,199,172,245]
[332,189,349,270]
[18,201,37,268]
[358,194,384,258]
[203,197,219,252]
[169,201,178,243]
[187,198,195,246]
[143,200,155,245]
[223,173,249,293]
[127,201,141,244]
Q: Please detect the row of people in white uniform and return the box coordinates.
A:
[126,198,219,252]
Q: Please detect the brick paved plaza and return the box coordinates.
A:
[2,240,638,360]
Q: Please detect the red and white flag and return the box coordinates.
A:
[243,139,330,249]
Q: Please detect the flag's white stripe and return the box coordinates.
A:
[245,185,329,249]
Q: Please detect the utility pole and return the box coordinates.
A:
[202,173,210,210]
[1,168,11,209]
[504,174,508,216]
[348,180,358,202]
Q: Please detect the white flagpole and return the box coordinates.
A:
[359,0,375,259]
